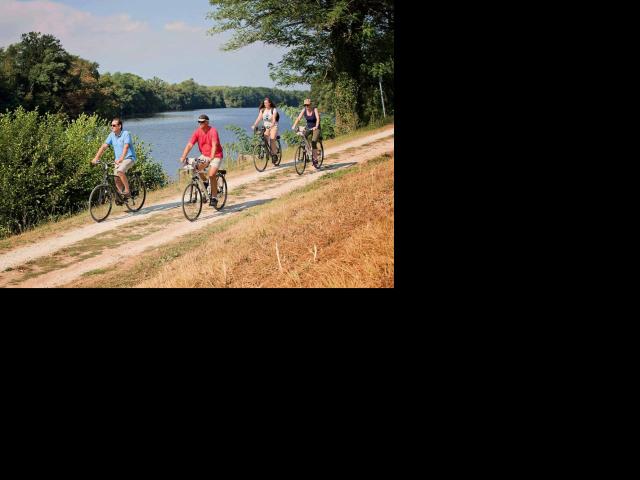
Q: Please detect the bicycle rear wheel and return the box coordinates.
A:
[182,183,203,221]
[125,174,146,212]
[214,174,227,210]
[253,142,268,172]
[317,140,324,168]
[294,145,306,175]
[273,139,282,166]
[89,184,113,222]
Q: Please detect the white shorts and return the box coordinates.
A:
[197,155,224,174]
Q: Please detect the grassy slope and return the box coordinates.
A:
[66,152,394,288]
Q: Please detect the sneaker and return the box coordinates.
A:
[209,197,218,207]
[312,159,319,168]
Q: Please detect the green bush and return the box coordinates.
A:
[223,124,255,163]
[0,107,166,237]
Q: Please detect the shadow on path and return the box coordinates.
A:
[315,161,358,171]
[97,200,182,224]
[195,198,275,221]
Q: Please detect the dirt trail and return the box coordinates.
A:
[0,127,393,288]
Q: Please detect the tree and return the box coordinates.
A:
[207,0,394,131]
[3,32,74,113]
[63,56,102,117]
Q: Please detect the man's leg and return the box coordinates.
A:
[208,158,223,206]
[115,159,133,195]
[197,155,212,193]
[118,172,130,195]
[114,175,124,193]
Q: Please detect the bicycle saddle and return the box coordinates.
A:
[218,170,227,175]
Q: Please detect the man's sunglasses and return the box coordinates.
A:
[198,120,207,123]
[111,124,120,127]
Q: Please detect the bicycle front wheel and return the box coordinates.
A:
[253,142,268,172]
[125,174,146,212]
[294,145,306,175]
[182,183,203,221]
[214,174,227,210]
[89,184,113,222]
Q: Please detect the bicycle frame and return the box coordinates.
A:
[255,126,278,152]
[297,127,314,155]
[98,161,130,201]
[183,157,226,201]
[183,158,211,200]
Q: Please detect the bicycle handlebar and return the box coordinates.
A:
[181,157,209,171]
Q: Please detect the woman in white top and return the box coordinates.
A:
[251,97,279,158]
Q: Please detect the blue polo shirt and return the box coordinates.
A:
[105,130,137,161]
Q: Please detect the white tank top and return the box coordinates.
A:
[262,108,277,127]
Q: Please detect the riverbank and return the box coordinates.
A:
[0,122,394,252]
[0,126,394,287]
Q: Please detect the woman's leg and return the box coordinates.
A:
[269,126,278,155]
[264,129,271,154]
[311,129,321,162]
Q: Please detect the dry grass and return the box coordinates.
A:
[138,153,394,288]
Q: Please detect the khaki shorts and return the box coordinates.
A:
[115,158,134,174]
[197,155,224,175]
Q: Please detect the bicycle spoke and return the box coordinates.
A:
[182,183,202,221]
[89,185,112,222]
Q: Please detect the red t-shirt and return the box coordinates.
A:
[189,126,223,158]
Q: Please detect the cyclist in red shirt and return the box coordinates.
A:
[179,114,224,207]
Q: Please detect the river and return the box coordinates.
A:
[125,107,294,180]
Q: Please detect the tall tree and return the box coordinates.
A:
[63,56,102,117]
[207,0,394,131]
[3,32,74,113]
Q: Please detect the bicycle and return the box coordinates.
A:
[181,157,228,222]
[88,160,146,222]
[252,126,282,172]
[294,126,324,175]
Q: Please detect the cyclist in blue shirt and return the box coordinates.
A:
[91,117,137,198]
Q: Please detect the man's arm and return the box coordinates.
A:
[92,144,109,164]
[180,143,194,162]
[210,130,220,163]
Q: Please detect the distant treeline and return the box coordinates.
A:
[0,32,309,119]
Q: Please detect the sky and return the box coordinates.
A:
[0,0,308,89]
